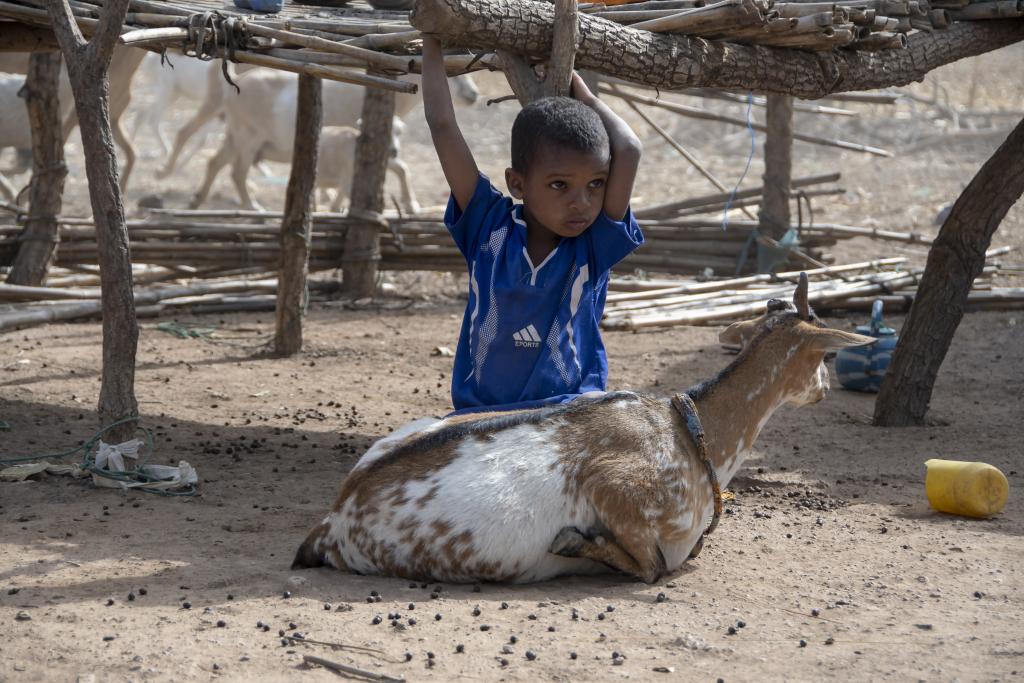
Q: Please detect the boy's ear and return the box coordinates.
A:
[505,167,524,200]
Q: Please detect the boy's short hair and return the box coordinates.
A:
[510,96,609,173]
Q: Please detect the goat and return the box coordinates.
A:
[293,275,875,583]
[0,47,145,201]
[182,69,479,212]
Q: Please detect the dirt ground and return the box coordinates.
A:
[2,42,1023,682]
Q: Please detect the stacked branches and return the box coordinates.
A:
[0,0,1020,94]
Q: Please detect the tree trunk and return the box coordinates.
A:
[8,51,66,286]
[873,116,1024,426]
[46,0,138,445]
[275,74,322,356]
[758,93,793,242]
[410,0,1024,97]
[342,79,394,298]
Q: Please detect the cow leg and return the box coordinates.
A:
[112,111,136,193]
[387,156,419,215]
[552,524,663,581]
[189,137,233,209]
[230,148,263,212]
[0,172,17,203]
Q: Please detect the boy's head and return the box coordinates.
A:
[506,96,611,239]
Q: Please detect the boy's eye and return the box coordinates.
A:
[549,181,566,190]
[589,179,605,189]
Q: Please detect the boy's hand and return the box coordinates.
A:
[421,34,479,212]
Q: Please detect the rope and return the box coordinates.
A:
[183,11,244,94]
[720,91,757,233]
[0,417,197,496]
[670,393,721,560]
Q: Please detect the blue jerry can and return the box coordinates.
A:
[834,299,898,392]
[234,0,284,12]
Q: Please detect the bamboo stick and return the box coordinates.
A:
[636,172,840,219]
[241,20,415,73]
[602,87,893,157]
[606,257,908,298]
[231,52,417,92]
[605,271,922,329]
[613,88,759,221]
[630,0,769,33]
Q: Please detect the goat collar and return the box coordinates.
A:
[670,393,722,559]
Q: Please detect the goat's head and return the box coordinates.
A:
[718,273,877,406]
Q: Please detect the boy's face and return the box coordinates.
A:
[505,144,610,239]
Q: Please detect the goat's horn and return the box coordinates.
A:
[794,272,809,319]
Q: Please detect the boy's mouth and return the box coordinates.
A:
[565,217,589,231]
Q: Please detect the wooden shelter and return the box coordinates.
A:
[0,0,1021,434]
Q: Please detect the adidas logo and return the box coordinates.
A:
[513,324,542,348]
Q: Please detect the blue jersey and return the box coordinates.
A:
[445,173,644,414]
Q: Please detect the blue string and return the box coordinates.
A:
[721,91,757,232]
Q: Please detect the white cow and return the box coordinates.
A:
[183,69,480,212]
[0,47,145,202]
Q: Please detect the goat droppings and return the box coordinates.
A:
[655,592,667,603]
[455,644,465,654]
[525,650,537,661]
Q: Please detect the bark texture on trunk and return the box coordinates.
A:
[46,0,138,444]
[873,117,1024,426]
[342,81,394,298]
[758,93,793,241]
[8,51,66,286]
[275,74,322,356]
[411,0,1024,97]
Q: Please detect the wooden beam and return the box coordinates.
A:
[0,20,58,51]
[411,0,1024,97]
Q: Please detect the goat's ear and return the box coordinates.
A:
[809,327,878,352]
[720,319,758,347]
[793,272,809,320]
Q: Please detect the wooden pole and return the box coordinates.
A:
[7,51,66,286]
[873,117,1024,427]
[45,0,138,445]
[546,0,578,97]
[757,93,794,267]
[342,73,394,298]
[274,74,322,356]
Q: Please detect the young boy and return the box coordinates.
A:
[422,36,643,414]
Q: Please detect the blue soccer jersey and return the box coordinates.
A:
[445,173,644,414]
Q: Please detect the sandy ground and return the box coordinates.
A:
[2,41,1024,682]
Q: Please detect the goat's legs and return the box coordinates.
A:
[550,527,663,583]
[552,528,663,585]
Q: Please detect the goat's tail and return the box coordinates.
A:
[291,519,344,570]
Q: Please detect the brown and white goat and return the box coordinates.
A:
[293,277,875,583]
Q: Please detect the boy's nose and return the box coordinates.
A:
[569,190,590,210]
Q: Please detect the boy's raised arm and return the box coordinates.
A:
[571,73,642,222]
[422,35,479,211]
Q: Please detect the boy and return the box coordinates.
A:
[422,36,643,414]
